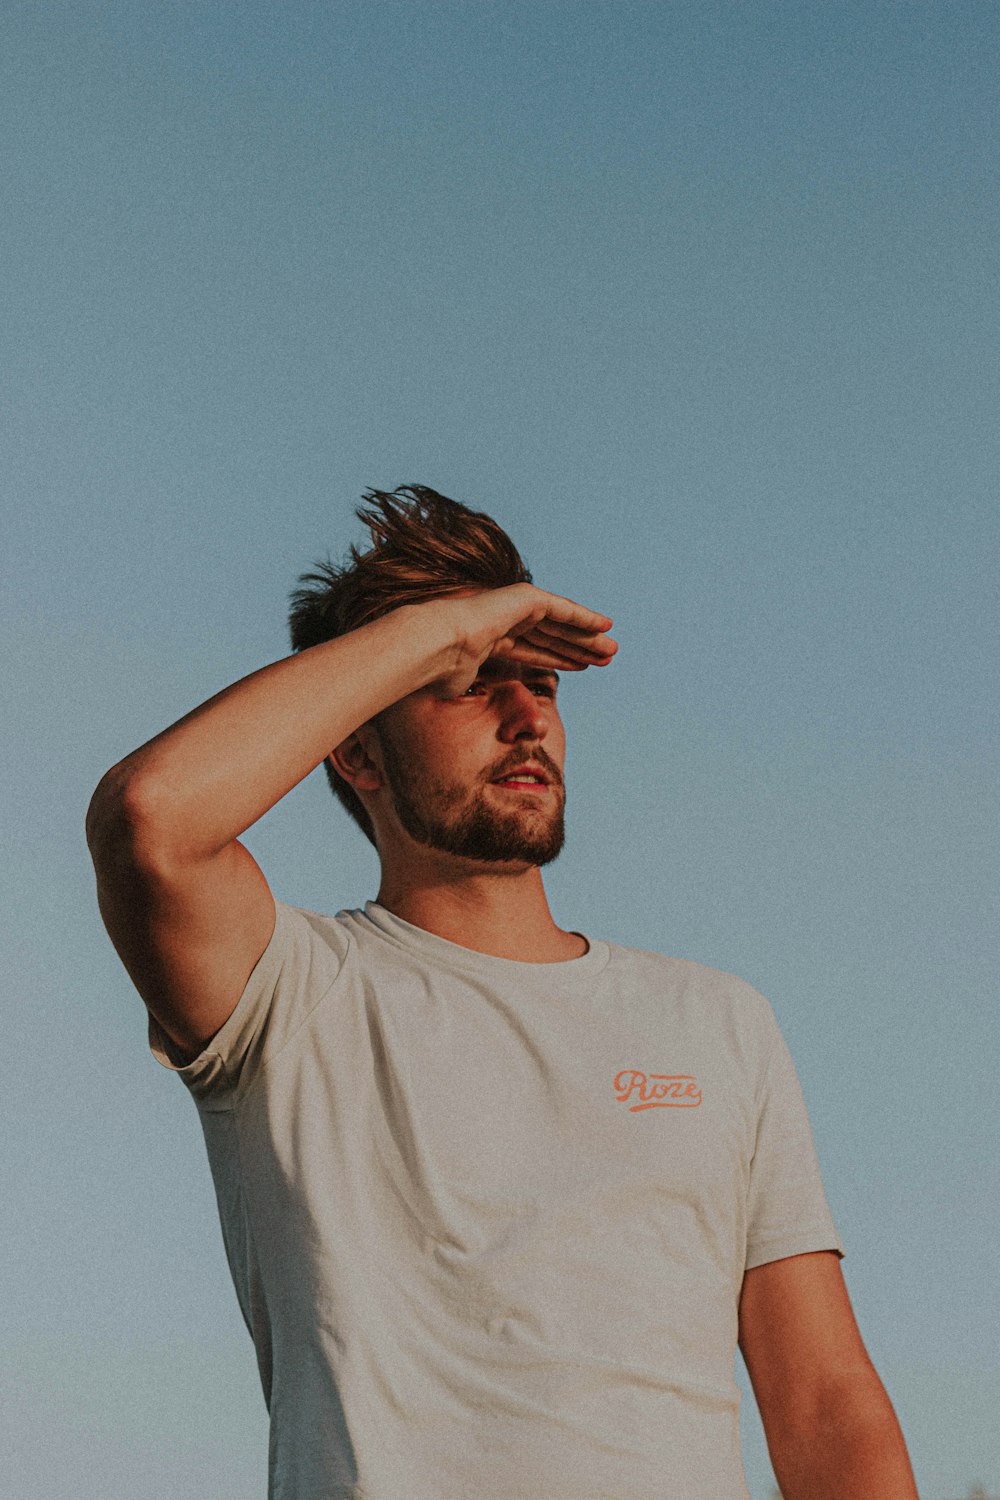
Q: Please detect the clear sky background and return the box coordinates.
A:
[4,3,997,1497]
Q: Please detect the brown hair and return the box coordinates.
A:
[288,485,533,847]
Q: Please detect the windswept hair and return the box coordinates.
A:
[288,485,532,847]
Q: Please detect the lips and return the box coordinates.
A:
[492,764,551,786]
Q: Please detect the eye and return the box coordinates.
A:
[461,678,556,698]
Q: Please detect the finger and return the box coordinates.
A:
[508,611,617,650]
[499,639,608,672]
[495,639,590,671]
[536,592,613,632]
[530,627,617,663]
[529,616,611,642]
[523,629,613,666]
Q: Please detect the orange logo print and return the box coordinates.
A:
[613,1069,703,1111]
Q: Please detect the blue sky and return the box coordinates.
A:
[5,4,998,1496]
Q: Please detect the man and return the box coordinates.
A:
[87,486,917,1499]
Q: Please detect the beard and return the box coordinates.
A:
[375,723,566,867]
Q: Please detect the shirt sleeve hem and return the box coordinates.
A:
[146,898,286,1082]
[745,1229,845,1271]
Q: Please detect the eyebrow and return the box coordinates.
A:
[477,662,559,686]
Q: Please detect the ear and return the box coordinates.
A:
[328,725,383,793]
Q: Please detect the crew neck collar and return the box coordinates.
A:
[359,900,611,982]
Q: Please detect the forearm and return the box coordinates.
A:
[87,603,456,862]
[768,1368,918,1500]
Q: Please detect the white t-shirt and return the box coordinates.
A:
[151,899,843,1500]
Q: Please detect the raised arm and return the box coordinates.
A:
[86,585,616,1060]
[738,1251,918,1500]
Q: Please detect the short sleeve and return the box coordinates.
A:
[147,900,351,1107]
[744,1021,844,1270]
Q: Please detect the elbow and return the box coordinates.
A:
[86,763,166,872]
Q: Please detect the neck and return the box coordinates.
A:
[374,862,587,962]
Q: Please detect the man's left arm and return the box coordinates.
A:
[738,1250,918,1500]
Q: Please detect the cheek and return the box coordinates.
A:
[406,729,471,790]
[379,707,439,767]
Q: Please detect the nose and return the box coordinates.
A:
[496,680,549,743]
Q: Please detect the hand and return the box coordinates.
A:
[430,583,618,699]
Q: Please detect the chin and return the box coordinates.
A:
[386,778,566,867]
[458,818,566,868]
